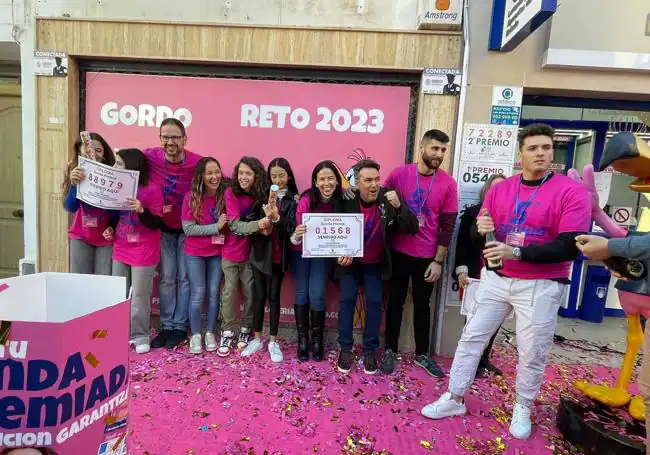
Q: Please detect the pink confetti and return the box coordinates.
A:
[125,331,624,454]
[0,284,8,292]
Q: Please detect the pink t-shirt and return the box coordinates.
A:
[293,194,334,252]
[385,164,458,258]
[181,192,223,258]
[360,203,383,264]
[144,147,201,230]
[481,173,591,280]
[68,202,113,247]
[113,184,164,267]
[222,187,255,262]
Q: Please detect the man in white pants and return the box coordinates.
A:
[420,124,592,439]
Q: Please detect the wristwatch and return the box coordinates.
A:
[512,247,522,260]
[433,259,444,266]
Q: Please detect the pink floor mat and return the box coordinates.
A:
[126,342,631,454]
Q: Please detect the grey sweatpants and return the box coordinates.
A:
[220,259,254,333]
[70,239,112,275]
[112,260,156,346]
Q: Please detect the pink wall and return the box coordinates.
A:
[84,72,412,330]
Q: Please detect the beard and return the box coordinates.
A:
[423,155,441,171]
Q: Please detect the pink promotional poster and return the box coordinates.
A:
[0,273,129,454]
[83,72,412,330]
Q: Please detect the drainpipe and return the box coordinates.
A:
[434,0,471,354]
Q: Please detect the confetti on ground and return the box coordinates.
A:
[127,335,634,454]
[0,283,9,292]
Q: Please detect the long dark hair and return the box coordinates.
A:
[62,132,114,199]
[302,160,343,211]
[232,156,269,201]
[268,157,299,195]
[190,157,226,220]
[117,148,148,186]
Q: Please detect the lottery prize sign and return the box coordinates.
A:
[76,156,139,210]
[461,123,518,164]
[302,213,364,258]
[457,162,513,202]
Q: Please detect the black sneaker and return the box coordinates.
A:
[380,349,397,374]
[476,360,502,378]
[363,352,378,375]
[165,329,187,349]
[151,329,171,349]
[337,350,353,374]
[414,355,445,378]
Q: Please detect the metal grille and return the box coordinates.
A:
[78,60,421,163]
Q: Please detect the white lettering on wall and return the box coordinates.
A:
[240,104,384,134]
[100,102,193,128]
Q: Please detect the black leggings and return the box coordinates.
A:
[252,264,284,336]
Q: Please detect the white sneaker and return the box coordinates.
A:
[237,327,251,349]
[204,332,218,352]
[135,343,150,354]
[421,392,467,419]
[189,334,202,355]
[509,402,532,439]
[268,341,284,363]
[241,338,264,357]
[217,330,234,357]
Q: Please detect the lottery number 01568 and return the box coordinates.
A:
[315,226,352,235]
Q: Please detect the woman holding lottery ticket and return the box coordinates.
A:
[62,131,116,276]
[103,148,164,355]
[291,160,343,362]
[181,157,229,355]
[218,157,272,357]
[242,158,299,362]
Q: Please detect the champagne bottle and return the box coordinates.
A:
[482,211,503,271]
[485,230,504,271]
[603,257,647,281]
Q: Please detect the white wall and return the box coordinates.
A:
[33,0,420,29]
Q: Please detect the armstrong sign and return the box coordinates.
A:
[488,0,558,52]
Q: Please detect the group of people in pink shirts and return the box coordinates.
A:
[63,118,594,440]
[62,118,458,377]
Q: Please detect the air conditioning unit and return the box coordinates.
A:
[416,0,463,31]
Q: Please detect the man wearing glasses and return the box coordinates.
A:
[147,117,201,349]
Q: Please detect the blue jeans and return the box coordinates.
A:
[338,263,383,353]
[293,254,330,311]
[159,232,190,331]
[186,255,223,334]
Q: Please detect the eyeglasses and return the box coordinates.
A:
[160,135,184,142]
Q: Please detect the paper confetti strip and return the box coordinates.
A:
[84,352,100,368]
[92,329,108,339]
[111,433,126,451]
[0,321,11,346]
[0,283,8,292]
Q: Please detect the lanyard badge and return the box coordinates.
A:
[415,168,436,227]
[509,174,550,243]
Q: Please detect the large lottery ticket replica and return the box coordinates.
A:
[0,273,129,454]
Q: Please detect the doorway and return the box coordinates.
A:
[0,83,23,278]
